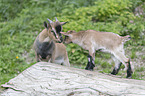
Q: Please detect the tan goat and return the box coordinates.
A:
[33,21,70,66]
[61,30,132,78]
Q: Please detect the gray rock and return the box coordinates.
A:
[1,62,145,96]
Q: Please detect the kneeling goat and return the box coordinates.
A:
[33,21,70,66]
[61,30,132,78]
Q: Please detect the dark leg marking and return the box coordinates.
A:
[85,55,95,71]
[126,59,132,78]
[85,59,90,70]
[111,63,122,75]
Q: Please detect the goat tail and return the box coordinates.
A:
[121,35,131,42]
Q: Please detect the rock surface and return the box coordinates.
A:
[1,62,145,96]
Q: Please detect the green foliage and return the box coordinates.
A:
[131,51,137,59]
[0,0,145,85]
[66,44,88,65]
[136,66,145,72]
[132,70,145,80]
[0,0,30,21]
[101,62,112,68]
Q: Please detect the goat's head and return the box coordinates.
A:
[61,30,76,44]
[47,17,68,42]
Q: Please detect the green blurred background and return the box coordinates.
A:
[0,0,145,85]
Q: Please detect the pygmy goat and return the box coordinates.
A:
[33,21,70,66]
[61,30,133,78]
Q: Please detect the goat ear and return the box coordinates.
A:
[60,22,68,25]
[44,21,51,29]
[60,32,72,37]
[44,21,48,28]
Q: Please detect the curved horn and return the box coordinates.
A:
[55,17,58,21]
[47,18,53,23]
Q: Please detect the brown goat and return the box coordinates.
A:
[33,21,70,66]
[61,30,132,78]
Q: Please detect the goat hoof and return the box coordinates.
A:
[127,69,132,78]
[85,67,89,70]
[126,75,132,78]
[85,66,89,70]
[111,72,116,75]
[88,66,94,71]
[126,73,132,78]
[111,69,117,75]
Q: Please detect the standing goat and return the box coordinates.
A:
[61,30,132,78]
[33,21,70,66]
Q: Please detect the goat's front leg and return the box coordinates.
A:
[85,55,91,70]
[85,54,95,71]
[112,50,133,78]
[84,45,95,71]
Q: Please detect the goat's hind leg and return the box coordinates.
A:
[111,55,122,75]
[113,51,132,78]
[126,59,132,78]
